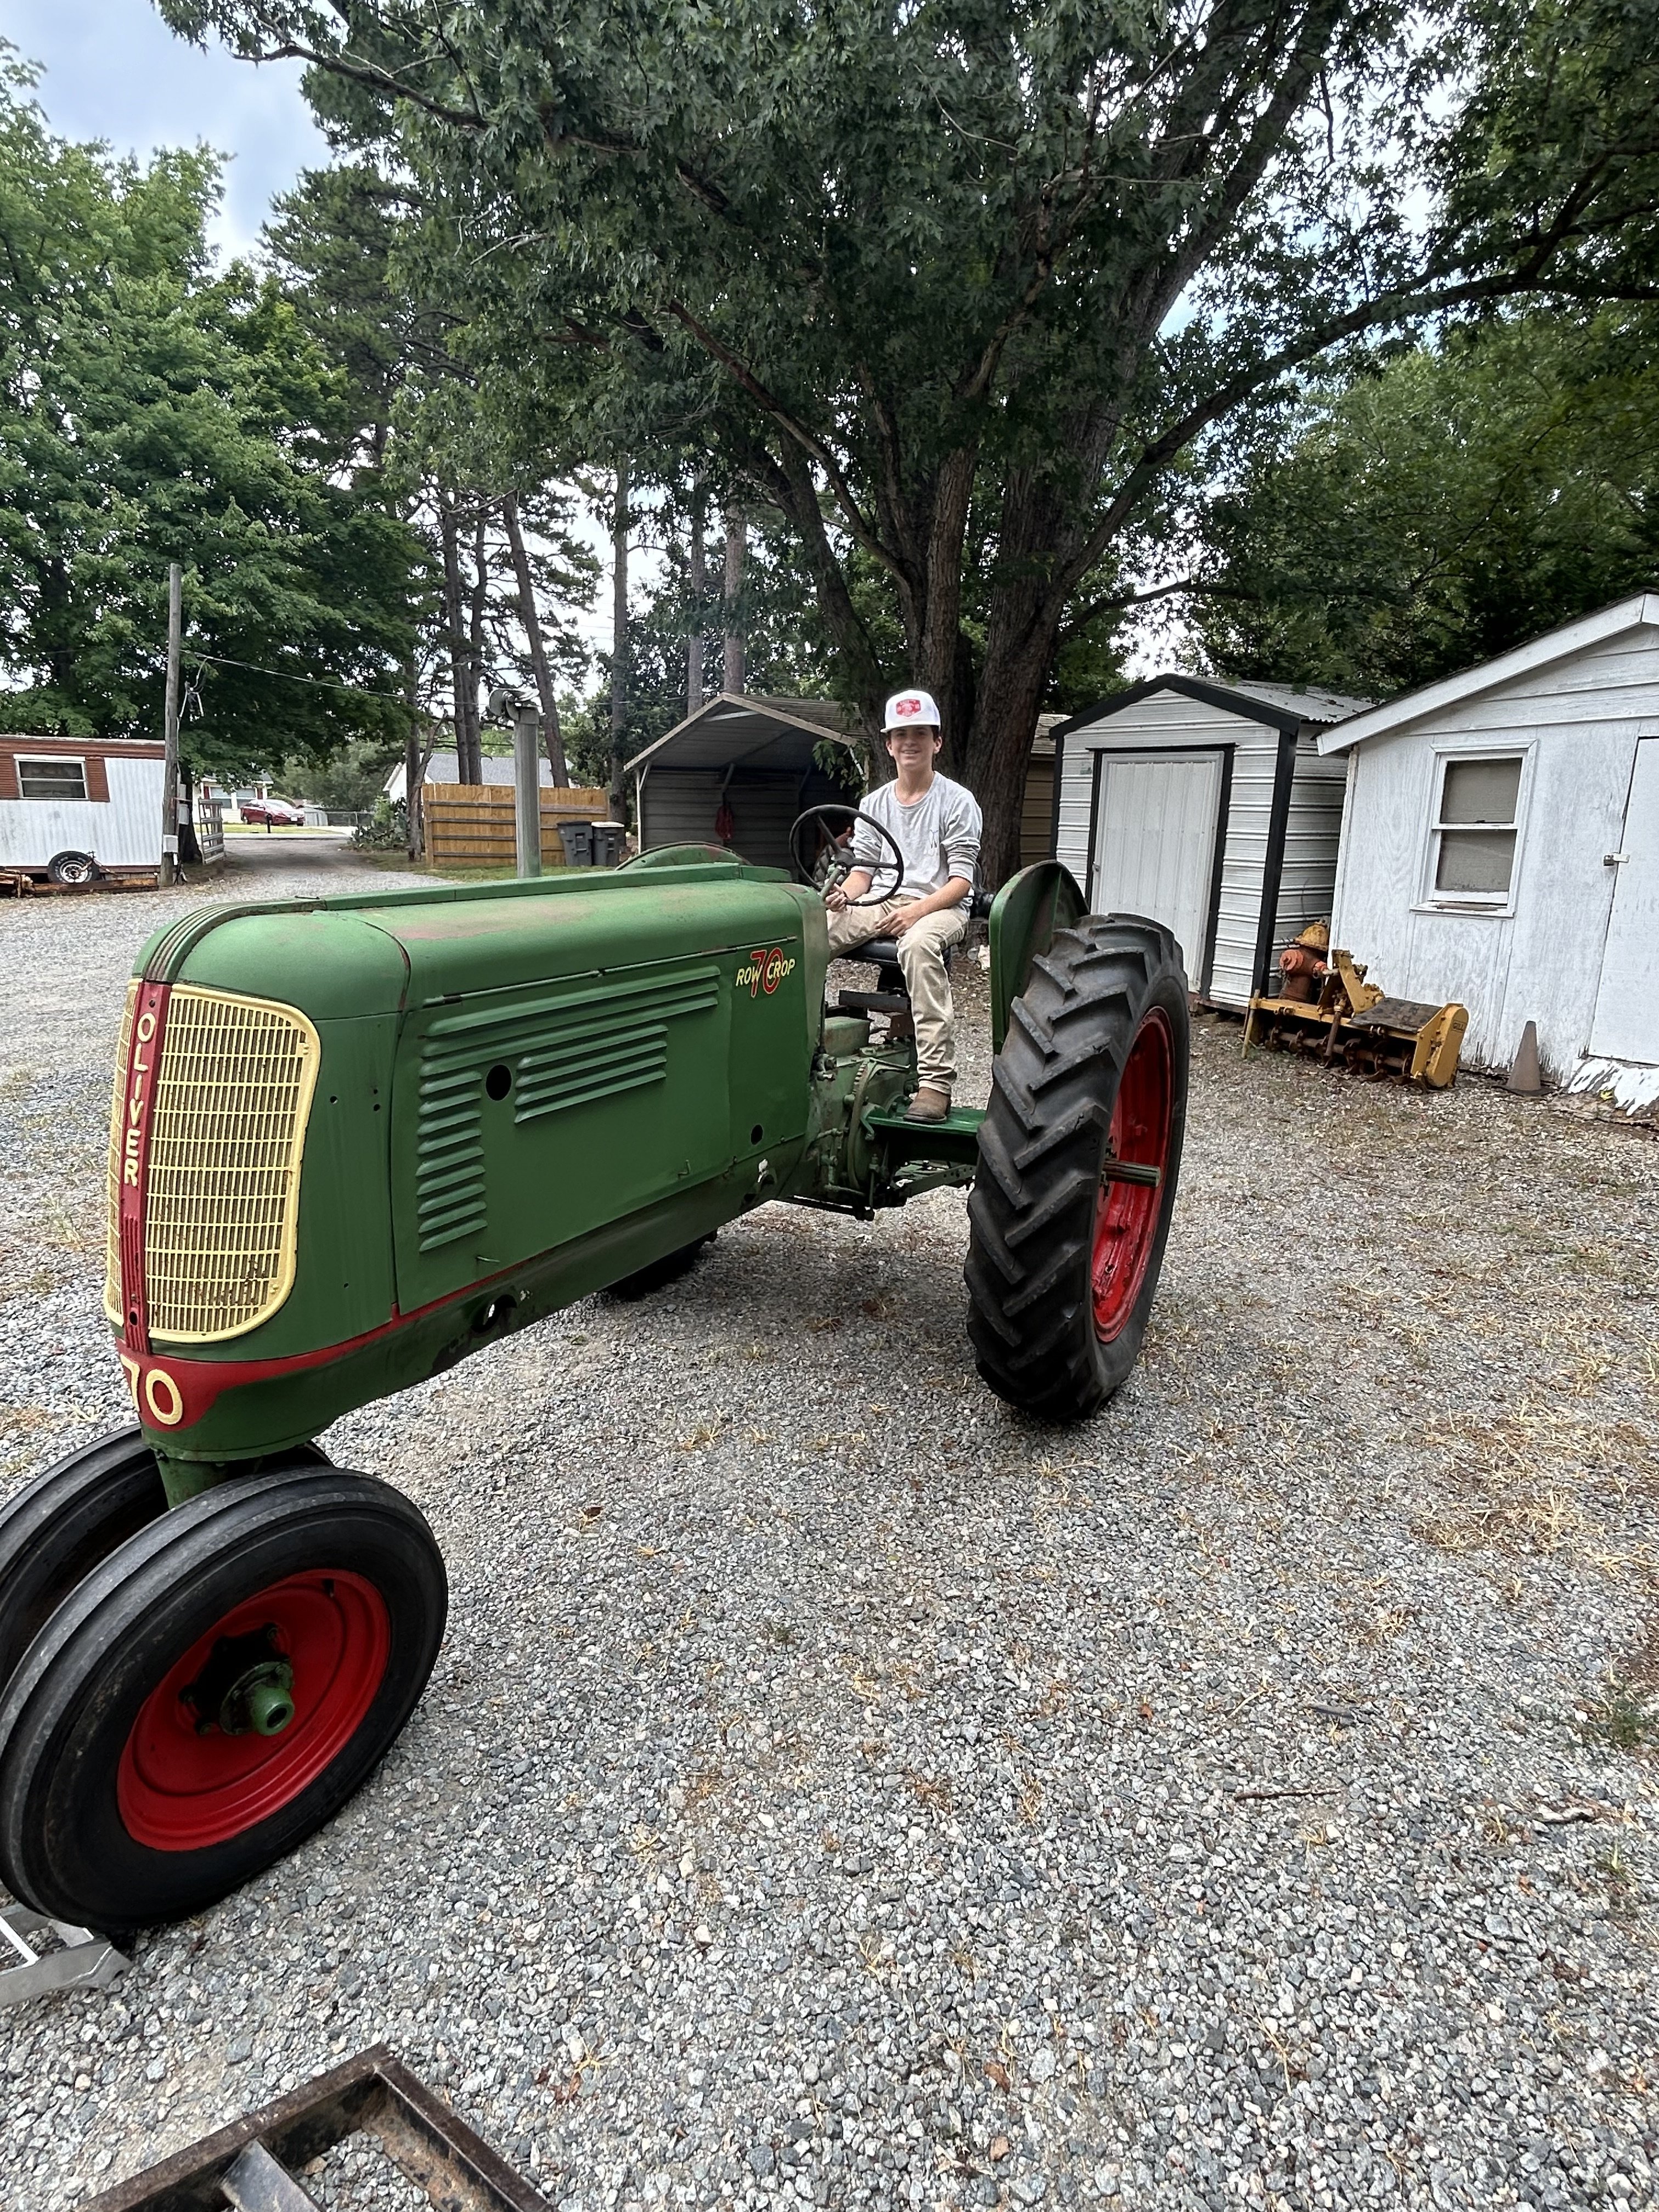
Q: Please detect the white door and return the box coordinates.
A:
[1091,752,1223,990]
[1589,736,1659,1064]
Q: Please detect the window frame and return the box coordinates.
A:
[15,755,90,803]
[1417,743,1532,916]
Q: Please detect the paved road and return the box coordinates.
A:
[216,831,376,879]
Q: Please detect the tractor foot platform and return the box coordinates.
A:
[864,1104,985,1170]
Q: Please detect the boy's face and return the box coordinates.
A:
[886,725,941,770]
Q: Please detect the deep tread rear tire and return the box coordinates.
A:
[0,1465,444,1931]
[966,916,1189,1419]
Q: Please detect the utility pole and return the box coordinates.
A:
[722,509,744,694]
[687,482,706,718]
[513,698,542,880]
[610,460,629,819]
[161,562,182,886]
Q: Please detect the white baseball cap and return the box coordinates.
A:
[884,687,940,730]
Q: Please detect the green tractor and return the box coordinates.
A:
[0,823,1188,1932]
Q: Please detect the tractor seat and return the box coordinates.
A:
[836,934,953,1020]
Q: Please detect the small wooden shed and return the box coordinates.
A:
[1051,676,1370,1003]
[1319,593,1659,1103]
[627,695,862,875]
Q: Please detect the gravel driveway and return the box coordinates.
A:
[2,850,1656,2212]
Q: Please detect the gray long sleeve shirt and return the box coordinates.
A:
[852,774,982,902]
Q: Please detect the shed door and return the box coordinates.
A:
[1091,752,1223,990]
[1589,736,1659,1064]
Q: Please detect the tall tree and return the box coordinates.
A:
[1194,308,1659,694]
[172,0,1659,874]
[0,55,420,774]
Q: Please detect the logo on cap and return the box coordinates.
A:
[894,696,921,717]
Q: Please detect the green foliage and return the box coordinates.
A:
[283,736,405,814]
[1195,311,1659,695]
[0,55,423,777]
[352,797,409,850]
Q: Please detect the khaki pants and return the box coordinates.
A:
[827,898,968,1094]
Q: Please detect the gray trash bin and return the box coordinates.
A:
[592,821,626,868]
[557,820,594,867]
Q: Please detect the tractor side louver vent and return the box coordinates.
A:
[414,962,722,1254]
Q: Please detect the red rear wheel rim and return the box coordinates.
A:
[117,1571,390,1851]
[1091,1007,1174,1342]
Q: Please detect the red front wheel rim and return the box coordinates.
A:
[117,1570,390,1851]
[1091,1007,1174,1342]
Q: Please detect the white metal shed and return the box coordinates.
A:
[1319,594,1659,1104]
[1051,676,1369,1004]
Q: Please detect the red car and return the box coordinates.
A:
[238,796,306,826]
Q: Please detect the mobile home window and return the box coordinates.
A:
[1430,753,1523,902]
[17,757,88,802]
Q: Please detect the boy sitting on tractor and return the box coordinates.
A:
[824,687,982,1124]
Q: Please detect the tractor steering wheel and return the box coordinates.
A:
[788,803,907,910]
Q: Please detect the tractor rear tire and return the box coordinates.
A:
[0,1431,330,1707]
[0,1465,444,1932]
[606,1233,717,1300]
[966,915,1188,1420]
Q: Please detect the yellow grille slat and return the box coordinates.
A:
[103,983,138,1325]
[141,987,320,1343]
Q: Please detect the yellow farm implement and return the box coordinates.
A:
[1244,944,1468,1088]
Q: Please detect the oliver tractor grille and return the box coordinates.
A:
[105,986,321,1342]
[415,963,722,1254]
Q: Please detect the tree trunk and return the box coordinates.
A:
[465,508,489,786]
[722,509,744,693]
[503,490,569,785]
[610,460,630,816]
[964,470,1074,884]
[437,492,480,785]
[687,481,706,718]
[403,661,422,860]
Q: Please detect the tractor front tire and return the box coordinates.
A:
[966,916,1189,1420]
[0,1431,331,1706]
[0,1465,444,1932]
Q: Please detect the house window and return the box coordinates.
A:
[1430,753,1523,904]
[17,757,88,802]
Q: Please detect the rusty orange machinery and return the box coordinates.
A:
[1243,922,1468,1088]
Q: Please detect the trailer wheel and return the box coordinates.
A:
[0,1465,444,1932]
[606,1232,717,1300]
[46,851,96,887]
[0,1431,331,1706]
[965,916,1189,1420]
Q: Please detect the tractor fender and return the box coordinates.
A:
[986,861,1088,1053]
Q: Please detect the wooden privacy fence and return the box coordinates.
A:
[422,782,611,868]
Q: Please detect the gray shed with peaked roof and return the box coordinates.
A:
[625,694,862,877]
[1049,674,1372,1006]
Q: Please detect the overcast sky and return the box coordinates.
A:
[8,0,326,257]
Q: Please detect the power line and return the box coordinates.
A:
[191,652,411,707]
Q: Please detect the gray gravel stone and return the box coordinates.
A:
[2,848,1657,2212]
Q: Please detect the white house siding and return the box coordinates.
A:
[1056,693,1291,1006]
[1329,627,1659,1078]
[0,751,164,871]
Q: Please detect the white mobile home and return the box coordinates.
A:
[1319,594,1659,1105]
[0,737,168,883]
[1052,676,1370,1005]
